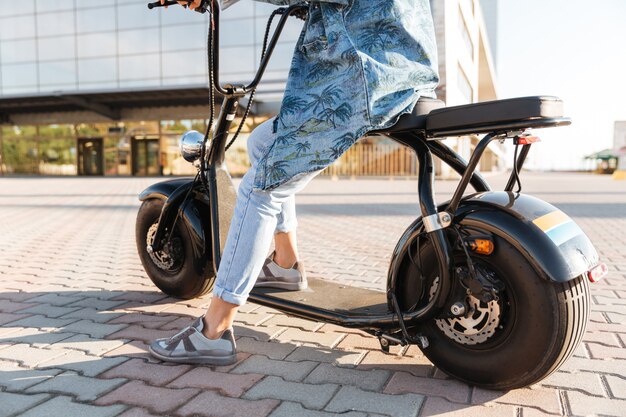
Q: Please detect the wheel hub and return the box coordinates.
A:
[430,275,502,345]
[146,223,179,270]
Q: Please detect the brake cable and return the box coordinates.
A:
[225,7,286,151]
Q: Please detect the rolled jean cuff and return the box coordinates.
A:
[213,285,248,306]
[275,219,297,234]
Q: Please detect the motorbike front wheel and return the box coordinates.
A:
[136,198,214,299]
[397,231,590,390]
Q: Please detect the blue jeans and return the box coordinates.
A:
[213,119,321,305]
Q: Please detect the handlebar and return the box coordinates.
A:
[147,0,209,13]
[147,0,308,96]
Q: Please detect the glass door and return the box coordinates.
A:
[131,136,161,176]
[77,138,104,176]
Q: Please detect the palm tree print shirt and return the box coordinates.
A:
[252,0,439,190]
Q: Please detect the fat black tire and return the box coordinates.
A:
[399,232,590,390]
[136,198,214,299]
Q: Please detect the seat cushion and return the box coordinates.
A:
[373,98,446,134]
[426,96,564,136]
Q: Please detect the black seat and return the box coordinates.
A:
[426,96,565,137]
[373,97,446,134]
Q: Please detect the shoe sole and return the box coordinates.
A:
[254,280,307,291]
[149,345,238,366]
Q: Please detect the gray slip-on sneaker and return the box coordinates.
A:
[149,316,237,365]
[255,252,307,291]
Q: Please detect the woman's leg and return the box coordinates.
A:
[203,120,316,338]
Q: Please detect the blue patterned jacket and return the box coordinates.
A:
[250,0,439,190]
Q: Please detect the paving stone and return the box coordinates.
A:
[263,314,321,331]
[235,337,296,360]
[0,360,61,391]
[336,332,383,351]
[605,375,626,399]
[0,343,68,367]
[275,328,345,347]
[115,408,165,417]
[582,330,621,347]
[587,342,626,359]
[357,350,434,377]
[384,371,471,403]
[326,385,424,417]
[269,401,371,417]
[540,371,605,397]
[107,313,181,329]
[167,367,263,396]
[0,312,32,325]
[100,358,192,386]
[561,356,626,376]
[419,396,517,417]
[95,380,200,414]
[58,308,125,323]
[305,362,390,391]
[471,386,561,415]
[244,375,338,410]
[105,325,176,344]
[0,327,77,346]
[566,391,626,416]
[0,392,50,417]
[101,341,154,361]
[23,293,83,307]
[234,325,285,342]
[19,304,83,318]
[48,333,126,356]
[36,349,128,377]
[285,345,364,366]
[19,395,127,417]
[25,371,127,401]
[232,354,317,381]
[176,390,279,417]
[60,319,128,339]
[6,314,79,331]
[0,299,36,314]
[67,297,128,311]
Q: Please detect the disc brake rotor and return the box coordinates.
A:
[429,276,502,345]
[146,223,178,270]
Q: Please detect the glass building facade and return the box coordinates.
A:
[0,0,302,96]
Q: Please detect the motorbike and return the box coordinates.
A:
[137,0,607,390]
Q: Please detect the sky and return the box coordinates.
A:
[496,0,626,170]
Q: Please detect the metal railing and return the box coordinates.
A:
[321,141,418,177]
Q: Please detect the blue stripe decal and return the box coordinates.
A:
[545,220,584,246]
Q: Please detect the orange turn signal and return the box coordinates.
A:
[467,239,494,255]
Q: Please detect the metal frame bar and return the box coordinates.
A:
[504,144,532,192]
[446,132,502,214]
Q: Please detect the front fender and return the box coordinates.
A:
[388,192,599,289]
[138,178,213,279]
[139,177,197,201]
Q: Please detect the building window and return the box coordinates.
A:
[457,64,473,103]
[458,9,474,61]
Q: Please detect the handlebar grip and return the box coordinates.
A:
[147,0,209,13]
[147,1,183,10]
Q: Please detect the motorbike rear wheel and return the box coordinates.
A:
[396,230,590,390]
[136,198,214,299]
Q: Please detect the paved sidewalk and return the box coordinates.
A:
[0,172,624,417]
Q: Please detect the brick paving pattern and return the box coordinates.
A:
[0,172,624,416]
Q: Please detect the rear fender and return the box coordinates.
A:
[138,178,213,278]
[388,192,599,290]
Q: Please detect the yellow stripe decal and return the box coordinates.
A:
[533,210,571,232]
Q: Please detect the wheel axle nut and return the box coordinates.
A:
[451,302,466,316]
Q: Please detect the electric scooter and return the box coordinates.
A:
[137,0,606,390]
